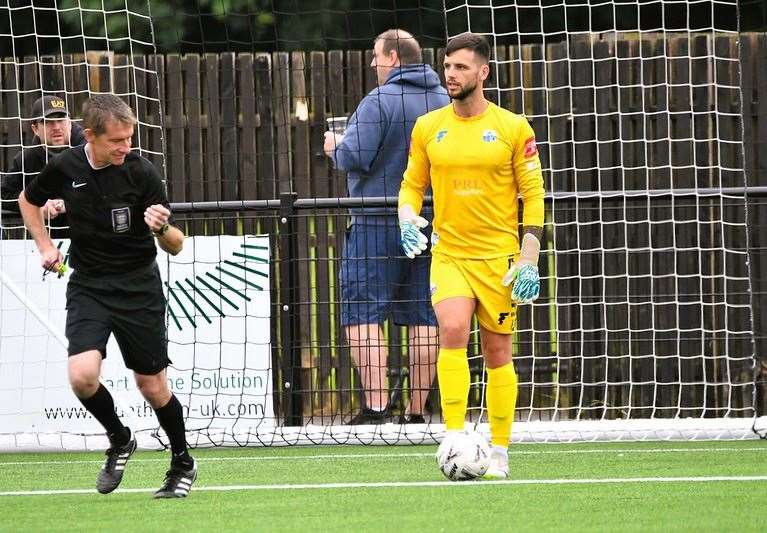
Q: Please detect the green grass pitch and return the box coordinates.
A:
[0,440,764,532]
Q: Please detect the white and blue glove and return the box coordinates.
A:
[501,233,541,304]
[399,205,429,259]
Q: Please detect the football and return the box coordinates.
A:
[436,431,491,481]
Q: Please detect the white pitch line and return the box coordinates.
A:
[513,447,767,455]
[0,446,766,467]
[0,452,433,467]
[2,475,767,497]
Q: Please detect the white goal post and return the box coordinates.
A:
[0,0,760,450]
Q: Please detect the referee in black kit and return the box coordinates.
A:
[18,94,197,499]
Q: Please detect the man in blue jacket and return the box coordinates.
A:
[324,29,449,424]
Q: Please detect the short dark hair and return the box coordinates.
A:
[82,93,136,135]
[375,29,422,65]
[445,32,491,63]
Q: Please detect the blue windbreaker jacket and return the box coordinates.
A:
[333,64,449,224]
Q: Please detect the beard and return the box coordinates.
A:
[449,79,478,101]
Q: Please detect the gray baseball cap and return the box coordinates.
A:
[31,95,69,121]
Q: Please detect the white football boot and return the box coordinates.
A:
[483,445,509,480]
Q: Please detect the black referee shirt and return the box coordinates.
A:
[24,145,170,277]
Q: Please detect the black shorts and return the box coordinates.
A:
[65,262,170,375]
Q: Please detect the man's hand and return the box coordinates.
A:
[399,205,429,259]
[39,243,64,273]
[501,263,540,304]
[41,199,65,219]
[501,233,541,304]
[323,131,344,157]
[144,204,170,234]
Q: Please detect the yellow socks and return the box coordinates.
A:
[437,348,470,430]
[486,362,518,447]
[437,349,518,444]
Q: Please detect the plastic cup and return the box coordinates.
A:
[326,116,348,135]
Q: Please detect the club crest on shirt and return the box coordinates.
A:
[482,130,497,142]
[436,130,448,143]
[111,206,131,233]
[523,136,538,158]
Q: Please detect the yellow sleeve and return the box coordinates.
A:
[512,119,545,228]
[398,117,430,214]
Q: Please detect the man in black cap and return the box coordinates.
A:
[2,95,85,235]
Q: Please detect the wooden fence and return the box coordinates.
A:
[1,31,765,420]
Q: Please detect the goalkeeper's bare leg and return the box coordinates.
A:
[433,297,475,435]
[479,328,517,479]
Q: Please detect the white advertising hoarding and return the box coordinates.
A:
[0,235,272,451]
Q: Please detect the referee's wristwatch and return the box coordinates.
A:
[154,223,170,236]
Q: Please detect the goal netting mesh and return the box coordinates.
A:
[446,0,758,442]
[0,0,760,451]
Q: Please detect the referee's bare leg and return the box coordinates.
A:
[135,369,197,498]
[69,350,136,494]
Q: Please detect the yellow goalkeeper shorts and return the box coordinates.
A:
[429,252,517,334]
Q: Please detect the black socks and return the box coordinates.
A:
[154,394,192,467]
[78,384,129,446]
[81,386,192,466]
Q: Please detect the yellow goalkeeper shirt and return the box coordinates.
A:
[399,101,545,259]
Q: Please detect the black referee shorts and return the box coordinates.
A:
[65,262,170,375]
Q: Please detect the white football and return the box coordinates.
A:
[436,431,491,481]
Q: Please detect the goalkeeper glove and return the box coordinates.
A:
[501,233,541,304]
[398,204,429,259]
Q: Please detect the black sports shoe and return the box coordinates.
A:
[348,407,388,425]
[154,459,197,499]
[398,414,426,424]
[96,429,137,494]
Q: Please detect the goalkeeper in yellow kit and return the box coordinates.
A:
[398,32,545,479]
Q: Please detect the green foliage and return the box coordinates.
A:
[4,0,750,58]
[4,0,448,56]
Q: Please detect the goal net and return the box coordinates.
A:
[445,0,757,441]
[0,0,760,451]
